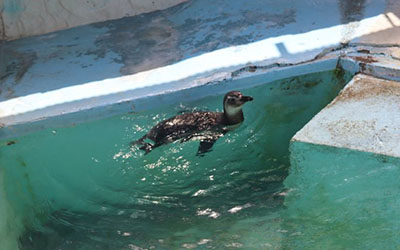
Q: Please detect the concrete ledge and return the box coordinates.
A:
[292,74,400,158]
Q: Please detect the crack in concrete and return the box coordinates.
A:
[230,46,343,78]
[230,43,400,81]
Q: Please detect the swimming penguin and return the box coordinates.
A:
[132,91,253,156]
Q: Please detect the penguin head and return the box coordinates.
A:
[223,91,253,118]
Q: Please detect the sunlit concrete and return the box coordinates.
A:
[292,74,400,158]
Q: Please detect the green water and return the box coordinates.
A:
[0,70,351,249]
[284,142,400,249]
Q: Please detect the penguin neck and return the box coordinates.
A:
[223,106,244,125]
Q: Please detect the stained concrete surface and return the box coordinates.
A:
[292,74,400,158]
[0,0,397,101]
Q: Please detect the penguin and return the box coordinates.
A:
[131,91,253,156]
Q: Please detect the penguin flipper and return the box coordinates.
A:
[196,138,218,157]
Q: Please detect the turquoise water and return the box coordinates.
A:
[0,70,351,249]
[285,142,400,249]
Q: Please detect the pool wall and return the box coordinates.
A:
[0,57,340,139]
[1,49,400,140]
[0,0,187,40]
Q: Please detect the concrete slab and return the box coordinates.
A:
[292,74,400,158]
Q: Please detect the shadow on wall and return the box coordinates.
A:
[0,0,397,100]
[360,0,400,44]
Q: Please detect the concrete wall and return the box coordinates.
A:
[0,0,187,40]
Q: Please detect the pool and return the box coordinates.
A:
[1,69,352,249]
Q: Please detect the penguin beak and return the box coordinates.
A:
[241,95,253,103]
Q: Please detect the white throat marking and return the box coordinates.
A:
[225,105,242,117]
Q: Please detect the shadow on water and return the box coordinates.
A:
[0,70,353,249]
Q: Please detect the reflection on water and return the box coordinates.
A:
[0,70,351,249]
